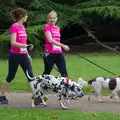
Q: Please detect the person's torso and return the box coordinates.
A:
[10,23,27,54]
[44,24,62,53]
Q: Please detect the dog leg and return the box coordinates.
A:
[110,90,119,102]
[88,89,95,100]
[110,90,118,99]
[41,97,47,107]
[117,91,120,101]
[94,82,103,102]
[31,99,35,108]
[57,94,67,109]
[89,82,103,102]
[59,100,67,109]
[88,90,103,102]
[96,95,103,103]
[95,91,103,102]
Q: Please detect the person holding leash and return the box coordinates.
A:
[43,11,70,77]
[0,8,36,104]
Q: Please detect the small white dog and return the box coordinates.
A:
[78,77,120,102]
[27,71,84,109]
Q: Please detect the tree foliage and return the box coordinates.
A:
[1,0,120,45]
[1,0,120,29]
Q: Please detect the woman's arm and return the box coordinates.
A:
[10,33,28,48]
[45,31,70,51]
[45,31,64,47]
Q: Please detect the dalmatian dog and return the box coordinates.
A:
[27,71,84,109]
[78,77,120,102]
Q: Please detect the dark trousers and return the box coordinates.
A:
[6,53,34,83]
[42,53,68,77]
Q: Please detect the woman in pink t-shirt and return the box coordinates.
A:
[43,11,70,77]
[0,8,36,104]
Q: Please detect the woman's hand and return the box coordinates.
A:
[27,44,34,51]
[62,45,70,51]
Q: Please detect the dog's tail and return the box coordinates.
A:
[26,70,35,80]
[77,77,88,87]
[88,78,96,85]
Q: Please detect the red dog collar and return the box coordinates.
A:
[66,76,69,84]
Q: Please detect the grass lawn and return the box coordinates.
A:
[0,108,120,120]
[0,52,119,93]
[0,52,120,119]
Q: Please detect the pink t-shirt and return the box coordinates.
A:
[44,24,62,53]
[9,23,27,54]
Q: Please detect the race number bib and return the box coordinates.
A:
[53,45,61,51]
[20,48,27,52]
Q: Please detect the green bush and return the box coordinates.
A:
[27,25,44,45]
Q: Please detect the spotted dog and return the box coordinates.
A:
[27,72,84,109]
[78,77,120,102]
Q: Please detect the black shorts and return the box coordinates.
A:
[6,53,34,83]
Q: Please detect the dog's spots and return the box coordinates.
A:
[37,77,42,82]
[34,84,37,89]
[109,78,117,90]
[36,91,39,95]
[30,74,83,103]
[71,85,75,91]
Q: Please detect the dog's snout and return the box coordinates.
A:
[79,92,84,98]
[81,93,84,97]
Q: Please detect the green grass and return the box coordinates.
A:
[0,52,119,94]
[0,108,120,120]
[0,53,120,119]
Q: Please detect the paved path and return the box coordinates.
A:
[0,93,120,113]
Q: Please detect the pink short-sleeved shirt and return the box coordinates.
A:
[9,23,27,54]
[44,24,62,53]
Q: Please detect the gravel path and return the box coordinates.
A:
[0,92,120,113]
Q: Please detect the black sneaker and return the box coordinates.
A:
[0,96,9,104]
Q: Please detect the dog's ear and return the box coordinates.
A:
[70,84,75,91]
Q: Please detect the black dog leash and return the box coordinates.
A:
[77,54,118,77]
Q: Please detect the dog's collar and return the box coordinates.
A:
[66,76,69,84]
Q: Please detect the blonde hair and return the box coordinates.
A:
[48,11,57,18]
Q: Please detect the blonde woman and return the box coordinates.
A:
[43,11,70,77]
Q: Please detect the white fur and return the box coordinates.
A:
[78,77,120,102]
[27,71,84,109]
[78,77,88,87]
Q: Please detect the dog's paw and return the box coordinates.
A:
[88,96,91,100]
[99,100,103,103]
[110,96,119,100]
[43,102,47,106]
[31,100,36,108]
[59,101,67,109]
[67,99,70,103]
[44,104,48,107]
[31,104,35,108]
[110,96,113,99]
[62,107,68,110]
